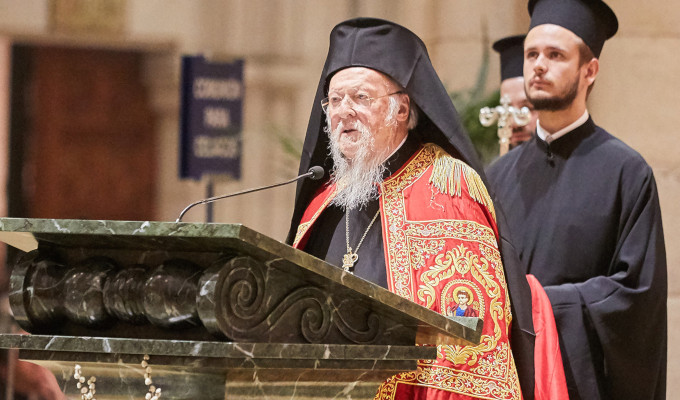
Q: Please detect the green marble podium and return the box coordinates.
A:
[0,218,482,399]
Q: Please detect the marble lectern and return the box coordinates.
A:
[0,218,482,399]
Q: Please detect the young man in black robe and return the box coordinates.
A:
[486,1,667,399]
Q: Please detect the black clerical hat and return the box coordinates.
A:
[528,0,618,57]
[493,35,525,82]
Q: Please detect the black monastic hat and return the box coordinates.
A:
[493,35,526,82]
[528,0,618,58]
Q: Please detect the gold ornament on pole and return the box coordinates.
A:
[479,95,532,156]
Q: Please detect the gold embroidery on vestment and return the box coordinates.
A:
[295,144,519,398]
[428,145,497,221]
[375,144,519,399]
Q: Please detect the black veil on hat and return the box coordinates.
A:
[528,0,618,58]
[493,34,526,82]
[285,18,536,397]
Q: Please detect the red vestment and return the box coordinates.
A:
[294,144,522,399]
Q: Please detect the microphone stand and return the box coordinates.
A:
[176,167,322,223]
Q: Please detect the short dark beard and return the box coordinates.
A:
[528,74,580,112]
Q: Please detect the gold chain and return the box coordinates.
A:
[343,209,380,273]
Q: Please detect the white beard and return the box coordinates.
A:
[326,120,389,211]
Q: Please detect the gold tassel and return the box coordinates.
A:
[428,145,496,221]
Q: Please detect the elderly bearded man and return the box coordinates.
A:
[287,18,567,400]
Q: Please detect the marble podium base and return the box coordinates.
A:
[0,333,435,399]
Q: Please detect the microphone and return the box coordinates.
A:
[175,166,325,222]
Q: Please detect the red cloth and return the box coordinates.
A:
[527,274,568,400]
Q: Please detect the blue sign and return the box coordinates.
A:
[179,56,244,180]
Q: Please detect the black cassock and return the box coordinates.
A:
[487,117,667,400]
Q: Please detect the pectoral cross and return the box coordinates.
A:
[342,250,358,273]
[479,94,532,156]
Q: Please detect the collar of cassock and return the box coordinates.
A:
[381,133,422,179]
[536,109,589,143]
[535,115,597,160]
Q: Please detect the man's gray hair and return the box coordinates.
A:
[407,101,419,131]
[384,72,419,131]
[386,93,419,131]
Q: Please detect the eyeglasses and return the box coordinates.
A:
[321,90,404,113]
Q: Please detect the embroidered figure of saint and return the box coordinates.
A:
[455,290,477,317]
[452,287,478,317]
